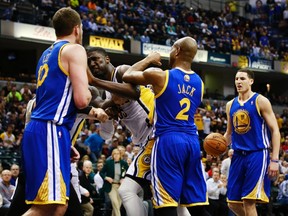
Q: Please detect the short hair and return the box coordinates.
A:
[52,7,81,37]
[86,47,108,57]
[238,68,254,80]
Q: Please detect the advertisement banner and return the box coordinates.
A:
[142,43,170,58]
[89,35,124,51]
[208,52,230,65]
[1,20,56,42]
[232,55,273,70]
[194,50,208,62]
[274,61,288,74]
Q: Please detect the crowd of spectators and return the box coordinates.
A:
[0,81,286,215]
[1,0,288,61]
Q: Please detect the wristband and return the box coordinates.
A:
[271,159,279,163]
[78,106,92,115]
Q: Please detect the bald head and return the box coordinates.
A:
[169,36,198,69]
[175,37,197,60]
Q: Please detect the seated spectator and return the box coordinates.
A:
[0,170,15,209]
[6,85,22,104]
[20,83,32,99]
[140,31,150,43]
[96,11,107,26]
[79,1,89,14]
[87,0,97,11]
[88,17,99,33]
[79,160,96,216]
[102,21,115,35]
[206,169,227,216]
[0,124,16,149]
[9,164,20,186]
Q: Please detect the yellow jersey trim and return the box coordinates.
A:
[155,70,169,99]
[58,43,70,76]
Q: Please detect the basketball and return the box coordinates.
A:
[203,133,227,156]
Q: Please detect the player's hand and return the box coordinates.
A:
[268,161,279,178]
[105,106,119,120]
[146,52,162,66]
[70,146,80,162]
[89,108,108,122]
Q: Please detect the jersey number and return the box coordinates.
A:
[37,63,49,87]
[175,98,190,120]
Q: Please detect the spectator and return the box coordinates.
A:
[221,149,234,178]
[140,31,150,43]
[0,170,15,209]
[79,160,95,216]
[9,164,20,186]
[84,124,105,163]
[6,85,22,104]
[100,148,128,216]
[206,169,227,216]
[0,124,16,148]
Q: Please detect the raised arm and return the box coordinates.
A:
[122,52,165,94]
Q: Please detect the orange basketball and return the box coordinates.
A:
[203,132,227,156]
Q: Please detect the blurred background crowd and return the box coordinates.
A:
[0,0,288,60]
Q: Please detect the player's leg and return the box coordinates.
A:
[151,136,183,216]
[181,136,209,216]
[118,177,146,216]
[21,121,71,216]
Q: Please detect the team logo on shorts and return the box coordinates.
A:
[233,109,251,134]
[141,154,151,165]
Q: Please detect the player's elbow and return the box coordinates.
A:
[75,95,92,109]
[122,73,132,83]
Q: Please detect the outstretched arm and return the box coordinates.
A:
[87,67,140,100]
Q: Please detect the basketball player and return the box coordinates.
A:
[122,37,209,216]
[8,90,107,216]
[223,68,280,215]
[86,47,155,216]
[21,7,92,216]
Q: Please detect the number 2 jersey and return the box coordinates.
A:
[31,41,77,130]
[154,68,204,137]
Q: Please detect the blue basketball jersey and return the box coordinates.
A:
[230,93,271,151]
[32,41,77,130]
[154,68,204,136]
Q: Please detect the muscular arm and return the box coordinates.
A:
[87,67,140,100]
[224,100,233,146]
[62,44,91,109]
[122,52,165,95]
[258,95,280,161]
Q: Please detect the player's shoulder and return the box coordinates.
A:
[256,93,271,107]
[62,44,86,55]
[144,67,163,72]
